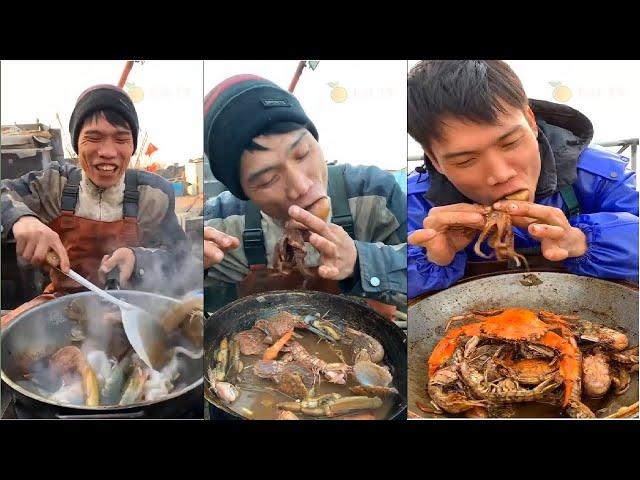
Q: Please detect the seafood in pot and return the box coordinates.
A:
[495,356,558,385]
[206,337,242,404]
[207,309,397,419]
[119,356,148,405]
[255,312,302,340]
[277,394,383,417]
[49,381,86,406]
[206,366,239,404]
[15,295,200,408]
[159,295,204,347]
[101,352,134,405]
[344,327,385,363]
[85,350,114,391]
[350,385,399,397]
[427,363,485,414]
[353,360,392,387]
[425,308,637,418]
[582,350,611,398]
[286,341,351,384]
[428,308,580,407]
[234,328,268,356]
[253,359,315,400]
[50,346,100,407]
[277,410,300,420]
[144,354,183,401]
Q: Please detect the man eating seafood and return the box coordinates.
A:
[202,75,407,308]
[406,60,639,297]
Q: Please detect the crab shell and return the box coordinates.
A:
[277,198,330,276]
[428,308,580,408]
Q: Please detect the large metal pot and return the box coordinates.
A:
[205,290,407,420]
[1,290,203,419]
[408,272,638,418]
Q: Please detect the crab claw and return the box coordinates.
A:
[539,331,580,408]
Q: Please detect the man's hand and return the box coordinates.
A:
[408,203,488,266]
[12,216,70,272]
[98,247,136,286]
[493,200,587,261]
[204,227,240,269]
[288,205,357,280]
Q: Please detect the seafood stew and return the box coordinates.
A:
[205,290,407,420]
[408,272,638,419]
[425,308,637,418]
[2,291,203,412]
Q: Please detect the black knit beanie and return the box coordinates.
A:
[69,84,139,154]
[203,74,318,200]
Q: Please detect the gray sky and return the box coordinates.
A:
[6,61,633,173]
[204,60,407,171]
[1,60,202,166]
[407,60,640,164]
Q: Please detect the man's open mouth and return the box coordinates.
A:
[95,164,118,173]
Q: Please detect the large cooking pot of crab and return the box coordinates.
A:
[408,272,639,419]
[204,290,407,420]
[1,291,204,418]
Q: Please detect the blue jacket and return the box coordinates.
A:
[408,100,639,298]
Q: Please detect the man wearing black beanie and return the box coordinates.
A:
[203,74,407,311]
[2,84,192,326]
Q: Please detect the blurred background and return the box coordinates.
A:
[407,60,640,174]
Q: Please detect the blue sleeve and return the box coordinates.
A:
[350,240,407,295]
[565,170,638,281]
[408,245,466,297]
[407,173,467,298]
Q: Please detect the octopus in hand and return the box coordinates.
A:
[273,197,331,279]
[473,189,529,268]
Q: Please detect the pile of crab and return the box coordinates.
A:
[207,311,398,419]
[423,308,638,418]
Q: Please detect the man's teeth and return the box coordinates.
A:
[97,165,117,171]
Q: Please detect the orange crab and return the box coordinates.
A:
[428,308,580,407]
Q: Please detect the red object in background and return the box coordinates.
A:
[288,61,307,92]
[118,61,134,88]
[146,162,160,172]
[145,143,158,156]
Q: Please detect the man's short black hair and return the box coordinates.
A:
[407,60,528,153]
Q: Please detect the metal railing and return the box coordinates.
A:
[596,138,638,171]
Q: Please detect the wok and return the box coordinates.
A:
[408,272,638,418]
[1,290,203,419]
[205,290,407,420]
